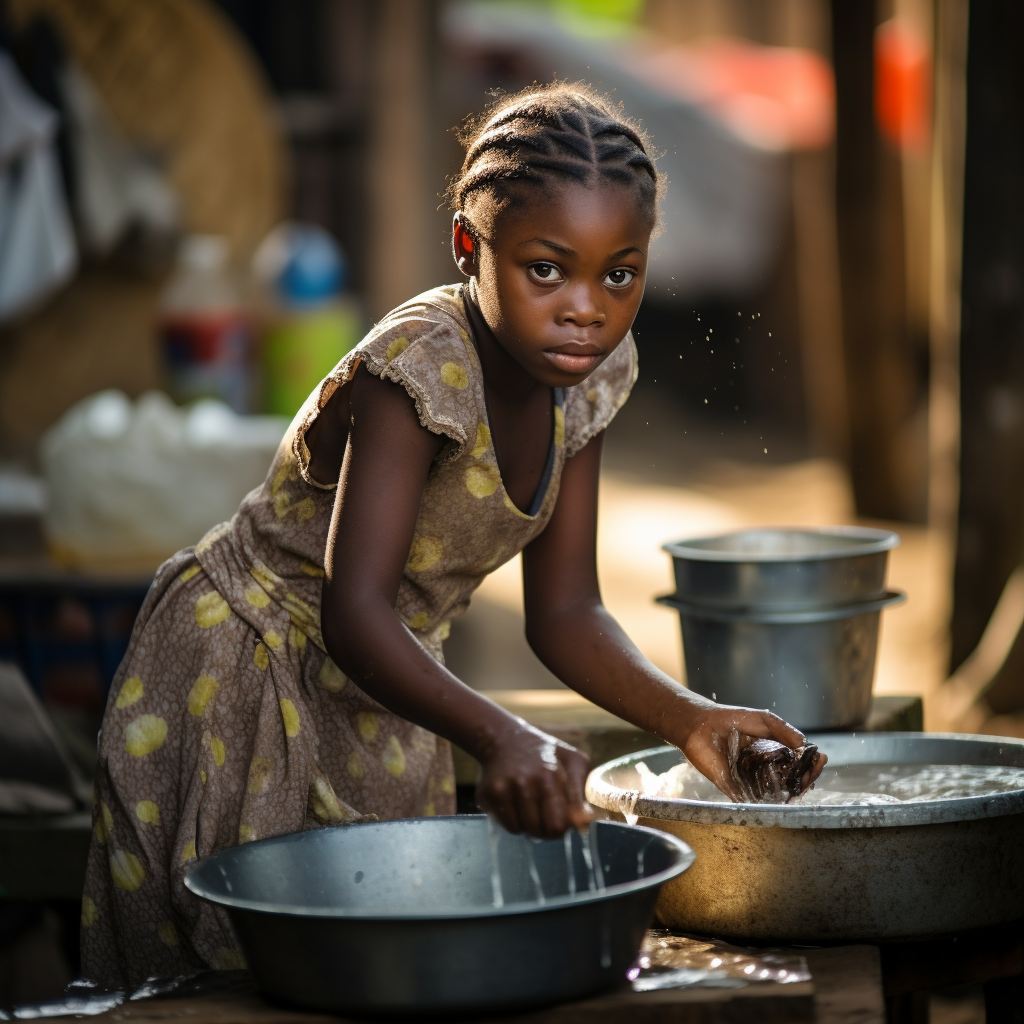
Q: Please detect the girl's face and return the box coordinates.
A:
[455,180,653,388]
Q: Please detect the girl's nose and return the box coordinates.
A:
[560,285,605,328]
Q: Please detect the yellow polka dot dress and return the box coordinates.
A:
[81,284,637,987]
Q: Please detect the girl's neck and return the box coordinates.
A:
[465,280,546,405]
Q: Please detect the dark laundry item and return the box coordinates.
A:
[727,730,818,804]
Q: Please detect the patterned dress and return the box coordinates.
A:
[81,283,638,988]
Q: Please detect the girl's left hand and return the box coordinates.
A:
[677,702,827,801]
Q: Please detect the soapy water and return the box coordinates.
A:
[487,817,605,908]
[630,760,1024,806]
[621,789,640,827]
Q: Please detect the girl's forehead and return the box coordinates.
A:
[490,181,654,253]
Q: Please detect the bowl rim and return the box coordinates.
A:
[183,816,694,920]
[662,525,900,563]
[655,589,906,623]
[585,735,1024,829]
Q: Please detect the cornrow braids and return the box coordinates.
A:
[447,81,663,235]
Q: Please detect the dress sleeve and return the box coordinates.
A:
[562,331,639,457]
[291,291,480,488]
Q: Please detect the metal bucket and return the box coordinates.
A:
[185,816,694,1016]
[586,735,1024,943]
[657,591,905,730]
[663,526,899,612]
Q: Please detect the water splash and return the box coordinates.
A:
[622,790,640,827]
[579,824,605,892]
[487,816,503,909]
[525,838,546,905]
[564,831,576,898]
[603,785,642,824]
[579,827,596,891]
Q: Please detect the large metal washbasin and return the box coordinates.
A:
[586,734,1024,942]
[186,816,694,1016]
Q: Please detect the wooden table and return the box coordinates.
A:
[879,919,1024,1024]
[38,943,887,1024]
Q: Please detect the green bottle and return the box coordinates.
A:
[255,224,362,418]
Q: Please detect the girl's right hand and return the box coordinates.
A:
[475,722,593,838]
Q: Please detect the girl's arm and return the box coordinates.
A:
[320,367,590,836]
[522,432,826,800]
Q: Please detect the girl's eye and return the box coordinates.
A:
[528,262,563,284]
[605,268,636,288]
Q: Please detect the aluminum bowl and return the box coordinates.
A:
[185,816,694,1016]
[663,526,899,612]
[657,591,906,730]
[586,735,1024,943]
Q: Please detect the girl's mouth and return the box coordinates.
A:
[544,344,603,374]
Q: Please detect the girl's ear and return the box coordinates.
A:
[451,213,478,278]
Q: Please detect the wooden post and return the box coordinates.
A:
[774,0,850,462]
[367,0,438,321]
[831,0,929,523]
[950,0,1024,671]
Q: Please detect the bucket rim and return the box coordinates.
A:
[662,526,900,563]
[655,589,906,623]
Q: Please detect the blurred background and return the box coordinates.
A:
[0,0,1023,1002]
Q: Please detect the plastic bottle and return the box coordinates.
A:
[159,235,254,413]
[254,223,361,418]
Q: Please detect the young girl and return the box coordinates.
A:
[82,82,823,987]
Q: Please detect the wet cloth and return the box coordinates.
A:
[81,283,638,987]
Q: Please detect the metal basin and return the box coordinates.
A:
[657,591,906,730]
[663,527,899,612]
[586,735,1024,943]
[185,816,694,1016]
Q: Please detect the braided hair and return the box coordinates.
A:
[448,82,663,235]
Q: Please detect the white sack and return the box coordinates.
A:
[41,390,288,564]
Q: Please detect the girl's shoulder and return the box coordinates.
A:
[562,331,639,457]
[357,283,474,381]
[296,285,481,481]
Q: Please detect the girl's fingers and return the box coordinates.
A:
[558,750,593,832]
[539,775,568,837]
[798,753,827,795]
[567,801,595,832]
[495,803,522,835]
[515,778,546,838]
[480,780,522,834]
[706,758,741,800]
[683,734,738,800]
[732,709,807,750]
[558,748,590,802]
